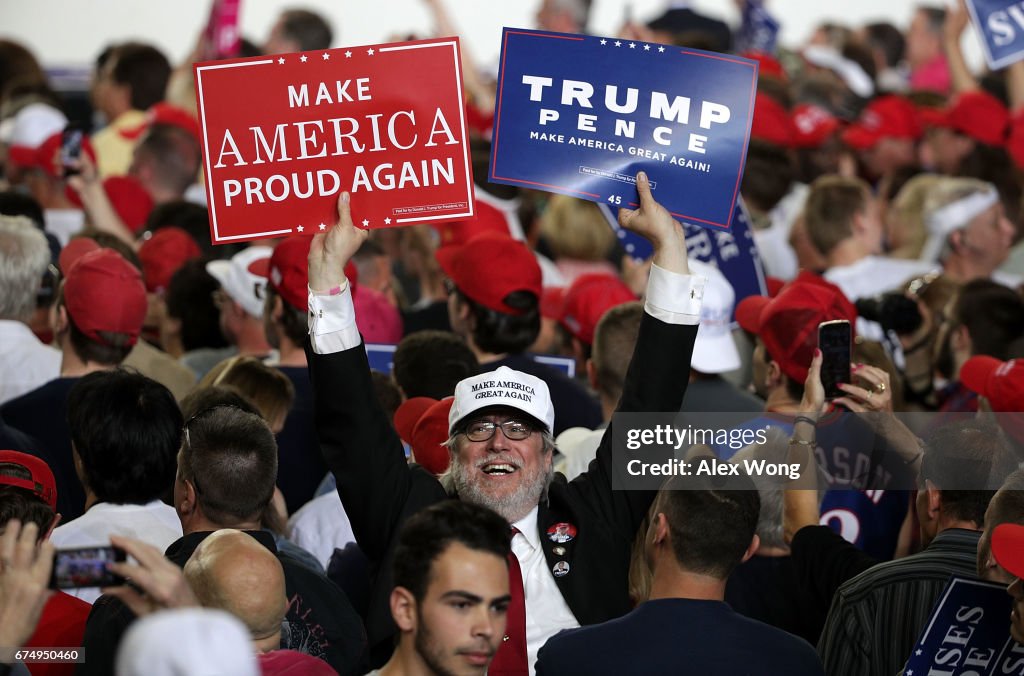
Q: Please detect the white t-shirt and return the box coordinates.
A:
[286,491,356,570]
[0,320,60,405]
[824,256,937,302]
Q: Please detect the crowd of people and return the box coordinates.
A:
[4,0,1024,674]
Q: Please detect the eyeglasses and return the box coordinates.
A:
[462,419,534,442]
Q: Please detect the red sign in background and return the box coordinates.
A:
[194,37,475,244]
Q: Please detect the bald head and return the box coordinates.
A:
[183,529,287,652]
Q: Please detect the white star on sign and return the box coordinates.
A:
[318,223,327,231]
[367,48,375,55]
[600,39,607,45]
[345,50,352,58]
[362,219,369,226]
[277,57,285,64]
[384,217,392,225]
[300,54,308,62]
[629,42,636,48]
[643,44,651,51]
[614,41,622,47]
[322,52,330,60]
[658,46,665,52]
[915,650,922,656]
[296,225,304,232]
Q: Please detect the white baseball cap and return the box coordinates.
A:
[449,366,555,435]
[689,259,741,374]
[0,102,67,147]
[206,246,272,318]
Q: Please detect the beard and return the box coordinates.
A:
[414,610,494,676]
[449,452,553,523]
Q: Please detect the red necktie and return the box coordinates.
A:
[488,526,528,675]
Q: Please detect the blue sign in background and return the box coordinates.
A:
[489,28,758,231]
[903,576,1023,675]
[599,198,767,322]
[967,0,1024,69]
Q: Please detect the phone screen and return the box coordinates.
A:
[60,127,84,177]
[818,320,851,400]
[50,545,126,589]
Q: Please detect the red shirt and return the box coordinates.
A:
[24,591,90,676]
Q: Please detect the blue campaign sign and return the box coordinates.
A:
[903,576,1024,675]
[366,344,397,374]
[966,0,1024,69]
[489,28,758,231]
[599,198,767,321]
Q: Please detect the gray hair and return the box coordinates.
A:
[439,429,557,498]
[0,216,49,321]
[548,0,590,28]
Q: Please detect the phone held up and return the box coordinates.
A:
[818,319,851,401]
[59,125,84,178]
[50,545,126,590]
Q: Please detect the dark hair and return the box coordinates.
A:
[82,232,142,271]
[455,288,540,354]
[65,304,134,366]
[393,331,478,399]
[134,124,201,196]
[180,385,261,421]
[110,43,171,110]
[920,420,1016,526]
[371,370,403,422]
[918,6,947,34]
[0,191,45,229]
[954,280,1024,360]
[178,405,278,526]
[265,285,307,346]
[144,201,225,261]
[392,500,509,601]
[67,369,182,504]
[280,9,333,51]
[592,302,642,402]
[841,42,877,84]
[165,259,229,352]
[864,22,906,69]
[655,476,760,579]
[988,468,1024,528]
[0,487,54,539]
[956,145,1021,221]
[741,140,795,212]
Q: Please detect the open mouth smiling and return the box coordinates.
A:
[481,462,519,476]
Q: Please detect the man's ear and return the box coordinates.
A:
[177,478,199,518]
[741,534,760,563]
[766,360,784,389]
[650,512,669,546]
[391,586,418,632]
[271,295,284,323]
[925,479,942,520]
[585,358,597,390]
[53,304,69,336]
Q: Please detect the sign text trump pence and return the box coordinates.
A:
[489,29,758,231]
[194,37,475,244]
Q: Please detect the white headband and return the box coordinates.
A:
[802,45,875,99]
[919,188,999,263]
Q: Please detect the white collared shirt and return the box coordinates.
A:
[0,320,60,406]
[512,505,580,676]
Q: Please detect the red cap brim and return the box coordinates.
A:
[735,295,771,334]
[960,355,1002,398]
[393,397,438,443]
[993,523,1024,580]
[841,126,878,151]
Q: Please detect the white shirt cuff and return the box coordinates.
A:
[308,281,362,354]
[644,262,705,325]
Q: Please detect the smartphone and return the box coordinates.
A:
[818,320,851,400]
[60,126,84,178]
[50,545,126,589]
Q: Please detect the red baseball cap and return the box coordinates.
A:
[393,397,454,476]
[791,104,841,148]
[138,227,202,294]
[58,237,101,274]
[743,51,786,81]
[268,236,357,312]
[735,271,857,384]
[841,95,921,151]
[0,450,57,509]
[65,175,154,233]
[935,91,1009,147]
[436,231,542,315]
[119,103,201,143]
[960,355,1024,412]
[432,200,510,248]
[993,523,1024,580]
[751,93,795,147]
[540,287,567,321]
[63,248,147,347]
[560,273,636,345]
[23,131,97,178]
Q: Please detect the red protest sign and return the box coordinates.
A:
[194,37,475,245]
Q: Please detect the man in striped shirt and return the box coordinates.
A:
[817,420,1016,676]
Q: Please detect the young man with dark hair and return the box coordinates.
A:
[79,404,366,676]
[441,231,602,435]
[371,501,511,676]
[308,176,704,671]
[90,42,171,177]
[536,476,822,674]
[392,330,478,400]
[48,368,182,603]
[1,245,147,520]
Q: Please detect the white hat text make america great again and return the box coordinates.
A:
[449,366,555,435]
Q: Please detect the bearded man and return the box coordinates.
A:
[305,173,703,673]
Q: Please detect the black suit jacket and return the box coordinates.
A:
[307,311,697,665]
